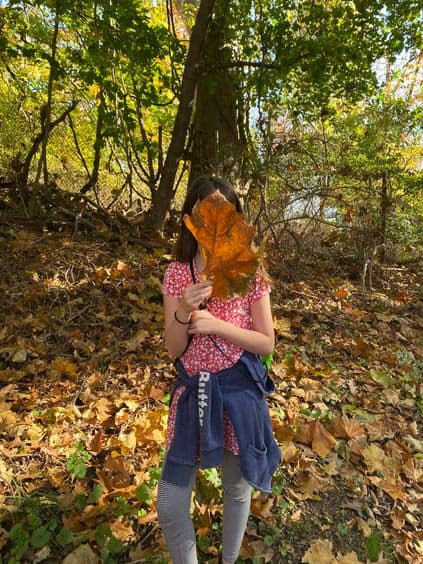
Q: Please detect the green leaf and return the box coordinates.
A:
[10,523,29,545]
[107,536,124,554]
[30,526,51,548]
[264,534,274,546]
[366,530,382,562]
[369,369,395,387]
[260,353,273,371]
[73,493,88,511]
[95,523,112,547]
[57,527,73,546]
[136,484,153,505]
[88,483,103,504]
[337,523,349,536]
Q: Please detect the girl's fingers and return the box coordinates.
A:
[190,286,211,299]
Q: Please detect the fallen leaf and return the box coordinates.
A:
[62,543,99,564]
[328,416,366,440]
[302,538,334,563]
[295,420,337,457]
[361,444,389,473]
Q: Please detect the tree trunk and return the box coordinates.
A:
[188,0,244,186]
[80,88,106,195]
[379,171,390,263]
[145,0,217,232]
[17,101,78,192]
[35,9,60,187]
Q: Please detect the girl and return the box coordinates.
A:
[157,175,281,564]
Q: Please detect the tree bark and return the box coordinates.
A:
[188,0,242,186]
[35,9,60,187]
[80,87,106,194]
[379,170,390,263]
[146,0,217,232]
[17,100,78,191]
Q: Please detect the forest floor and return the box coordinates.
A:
[0,217,421,564]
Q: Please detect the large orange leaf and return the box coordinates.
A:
[183,191,260,298]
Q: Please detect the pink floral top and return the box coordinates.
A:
[162,260,271,455]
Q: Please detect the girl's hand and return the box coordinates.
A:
[180,281,213,313]
[188,310,222,335]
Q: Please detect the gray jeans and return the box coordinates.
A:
[156,449,252,563]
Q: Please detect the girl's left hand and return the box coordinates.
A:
[188,310,222,335]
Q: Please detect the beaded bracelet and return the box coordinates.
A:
[174,310,190,325]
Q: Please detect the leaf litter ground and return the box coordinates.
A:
[0,221,421,563]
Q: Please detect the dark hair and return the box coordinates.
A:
[174,175,243,262]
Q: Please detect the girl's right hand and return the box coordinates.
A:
[180,281,213,313]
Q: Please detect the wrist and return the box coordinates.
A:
[175,306,191,324]
[213,318,226,337]
[179,302,192,315]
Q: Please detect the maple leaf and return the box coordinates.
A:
[361,443,389,474]
[327,416,366,440]
[183,191,260,298]
[295,420,337,457]
[302,539,364,564]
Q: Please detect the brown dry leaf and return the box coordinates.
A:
[0,402,18,432]
[137,510,157,525]
[50,357,78,378]
[118,429,137,453]
[271,417,298,443]
[249,539,274,563]
[335,287,351,301]
[298,377,321,390]
[115,260,133,276]
[302,539,364,564]
[328,416,366,440]
[0,458,14,484]
[0,345,27,363]
[285,353,310,378]
[295,420,337,457]
[343,306,365,319]
[62,543,99,564]
[295,470,328,500]
[88,429,105,455]
[355,517,372,537]
[391,507,407,530]
[401,454,422,482]
[367,473,406,502]
[379,350,399,365]
[124,329,149,352]
[110,518,134,541]
[274,318,293,339]
[135,408,167,445]
[250,494,274,519]
[183,191,260,298]
[353,337,373,359]
[335,552,363,564]
[302,538,335,563]
[0,368,26,383]
[92,398,115,424]
[148,384,165,401]
[361,443,389,473]
[114,407,129,426]
[98,454,132,490]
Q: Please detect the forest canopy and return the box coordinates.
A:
[0,0,421,265]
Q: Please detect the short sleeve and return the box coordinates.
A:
[162,262,188,298]
[248,274,271,305]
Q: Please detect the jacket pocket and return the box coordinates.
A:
[246,442,270,487]
[248,443,268,456]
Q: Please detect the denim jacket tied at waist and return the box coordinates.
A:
[161,351,282,493]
